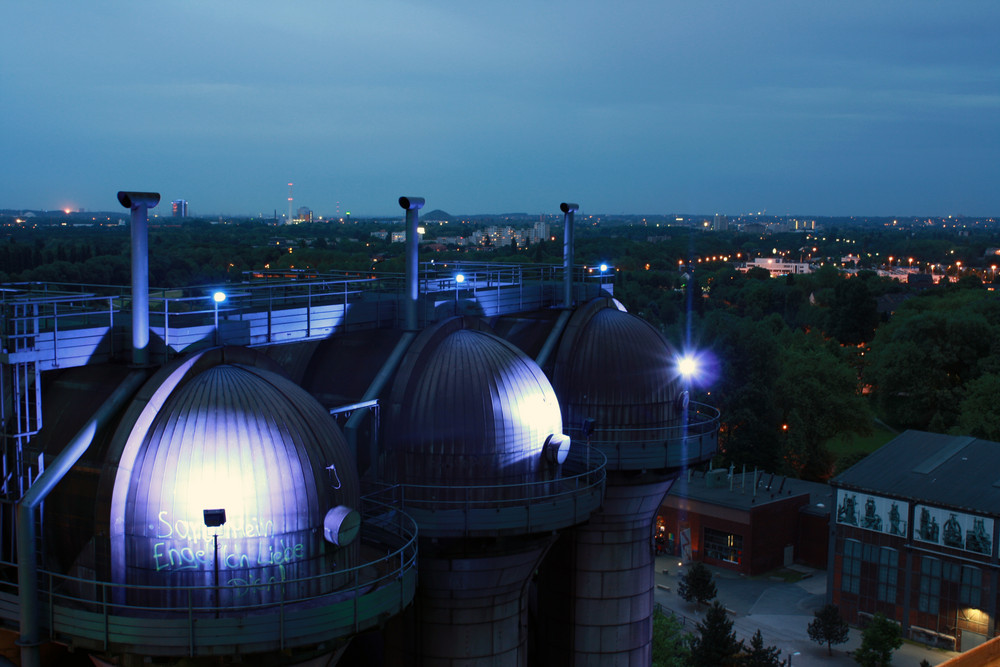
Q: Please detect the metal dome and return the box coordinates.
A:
[109,356,360,608]
[553,298,685,433]
[385,318,563,486]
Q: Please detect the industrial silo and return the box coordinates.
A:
[377,317,604,666]
[20,346,416,665]
[534,297,719,665]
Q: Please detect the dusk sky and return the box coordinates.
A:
[2,2,998,218]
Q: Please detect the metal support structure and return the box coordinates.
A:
[17,369,148,667]
[117,191,160,366]
[561,202,579,308]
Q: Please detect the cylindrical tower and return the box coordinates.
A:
[30,347,418,664]
[379,317,603,666]
[535,298,719,666]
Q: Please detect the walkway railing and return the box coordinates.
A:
[366,445,607,538]
[1,262,609,369]
[0,499,418,657]
[564,402,721,472]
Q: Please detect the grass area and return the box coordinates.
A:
[826,421,897,460]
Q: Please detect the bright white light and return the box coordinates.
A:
[599,263,608,272]
[212,291,227,303]
[678,355,697,378]
[455,274,465,283]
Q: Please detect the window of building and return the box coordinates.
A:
[877,547,898,603]
[704,527,743,564]
[919,557,942,615]
[960,566,982,609]
[842,539,862,595]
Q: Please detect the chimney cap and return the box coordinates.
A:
[117,191,160,209]
[398,196,425,210]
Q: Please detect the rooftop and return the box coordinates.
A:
[832,429,1000,516]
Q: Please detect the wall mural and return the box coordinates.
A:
[835,490,908,537]
[914,504,993,556]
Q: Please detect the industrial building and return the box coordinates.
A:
[830,430,1000,653]
[0,194,718,666]
[657,468,831,576]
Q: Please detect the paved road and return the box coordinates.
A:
[653,556,960,666]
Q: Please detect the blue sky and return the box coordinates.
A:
[2,1,997,217]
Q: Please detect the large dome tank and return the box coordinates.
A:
[383,317,564,495]
[105,348,360,609]
[552,297,687,441]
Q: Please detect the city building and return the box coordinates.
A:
[171,199,188,217]
[830,430,1000,652]
[657,468,831,575]
[741,257,814,277]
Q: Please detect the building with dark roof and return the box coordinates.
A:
[657,467,832,575]
[830,430,1000,652]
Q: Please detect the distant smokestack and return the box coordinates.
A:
[561,202,579,308]
[117,191,159,366]
[399,196,425,330]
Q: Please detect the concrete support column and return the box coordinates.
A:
[534,475,675,666]
[386,539,551,666]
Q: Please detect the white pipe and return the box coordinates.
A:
[561,203,578,308]
[117,191,160,366]
[398,196,424,331]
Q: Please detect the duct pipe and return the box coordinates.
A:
[535,309,573,371]
[343,330,417,474]
[17,369,148,667]
[117,191,160,366]
[561,202,578,308]
[398,196,424,331]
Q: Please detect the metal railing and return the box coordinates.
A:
[564,402,721,472]
[0,499,418,657]
[1,262,609,369]
[367,445,607,538]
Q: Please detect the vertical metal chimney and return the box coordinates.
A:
[398,196,425,331]
[561,202,579,308]
[117,191,160,366]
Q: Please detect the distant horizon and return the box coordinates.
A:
[2,204,996,222]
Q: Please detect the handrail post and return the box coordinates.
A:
[188,589,194,657]
[51,303,58,367]
[102,581,108,650]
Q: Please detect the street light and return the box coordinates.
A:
[788,650,800,666]
[455,274,465,315]
[212,291,226,345]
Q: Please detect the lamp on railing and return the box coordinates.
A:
[203,508,227,617]
[212,291,226,345]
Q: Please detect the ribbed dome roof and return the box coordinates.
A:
[111,360,358,605]
[385,319,562,485]
[553,301,683,431]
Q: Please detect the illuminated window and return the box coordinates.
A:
[919,557,942,615]
[842,539,862,595]
[703,527,743,564]
[877,547,898,603]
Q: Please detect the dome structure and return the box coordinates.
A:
[552,298,686,436]
[384,317,564,489]
[106,349,360,608]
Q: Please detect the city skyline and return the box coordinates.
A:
[2,1,998,218]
